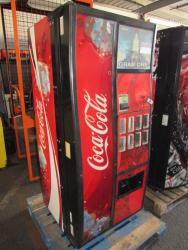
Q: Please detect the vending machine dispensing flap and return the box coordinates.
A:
[118,171,144,198]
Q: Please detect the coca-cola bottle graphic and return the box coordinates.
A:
[38,145,47,169]
[37,61,50,96]
[85,16,113,55]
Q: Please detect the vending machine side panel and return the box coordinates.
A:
[29,17,62,226]
[149,27,186,189]
[165,29,188,188]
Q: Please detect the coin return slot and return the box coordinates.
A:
[142,130,149,145]
[120,136,126,152]
[127,134,134,149]
[135,132,141,147]
[128,116,134,132]
[120,118,126,134]
[143,114,149,129]
[135,115,142,130]
[118,171,144,198]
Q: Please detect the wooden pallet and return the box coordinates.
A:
[27,193,166,250]
[145,185,188,217]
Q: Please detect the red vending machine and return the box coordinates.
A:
[29,2,155,247]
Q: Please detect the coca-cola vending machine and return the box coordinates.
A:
[29,2,155,247]
[149,27,188,189]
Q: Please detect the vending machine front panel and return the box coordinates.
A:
[114,24,154,223]
[75,13,115,241]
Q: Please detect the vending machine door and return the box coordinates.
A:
[114,24,154,224]
[59,5,155,246]
[29,3,155,247]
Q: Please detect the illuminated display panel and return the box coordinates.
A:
[117,25,153,70]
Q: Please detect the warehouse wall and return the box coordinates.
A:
[93,3,181,30]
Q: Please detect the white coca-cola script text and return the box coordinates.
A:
[84,90,109,171]
[36,99,46,150]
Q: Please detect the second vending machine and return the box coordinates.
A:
[29,2,155,247]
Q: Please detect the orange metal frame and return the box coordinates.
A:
[10,84,21,115]
[10,84,36,159]
[75,0,93,6]
[12,116,24,159]
[11,0,39,181]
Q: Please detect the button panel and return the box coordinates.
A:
[120,118,126,134]
[118,113,149,152]
[135,115,142,130]
[135,132,142,147]
[142,130,149,145]
[120,136,126,152]
[143,114,149,129]
[128,116,134,132]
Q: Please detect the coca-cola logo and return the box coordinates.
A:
[84,90,109,171]
[36,99,46,150]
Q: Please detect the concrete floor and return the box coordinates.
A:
[152,199,188,250]
[0,158,188,250]
[0,158,45,250]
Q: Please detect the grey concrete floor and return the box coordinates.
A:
[0,158,188,250]
[0,157,45,250]
[152,199,188,250]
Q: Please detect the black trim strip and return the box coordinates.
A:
[69,4,84,246]
[117,69,151,74]
[111,22,118,226]
[142,26,157,203]
[50,12,66,228]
